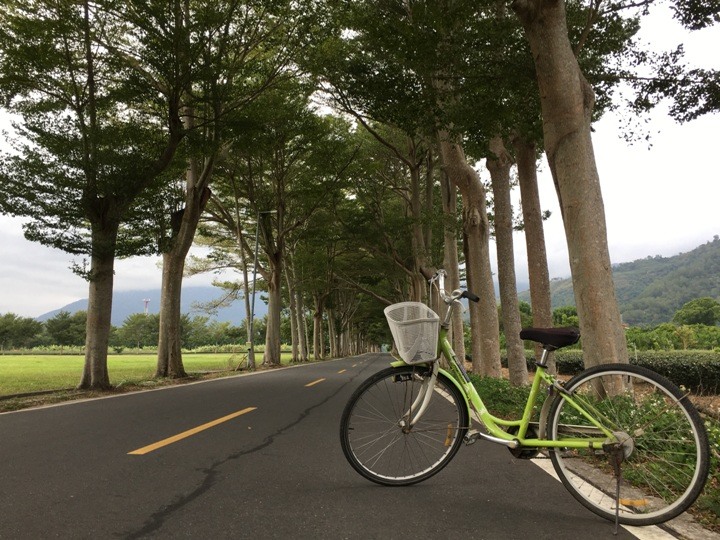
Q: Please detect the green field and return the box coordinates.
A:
[0,353,292,396]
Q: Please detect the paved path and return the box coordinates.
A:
[0,354,677,539]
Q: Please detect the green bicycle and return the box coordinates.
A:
[339,270,710,527]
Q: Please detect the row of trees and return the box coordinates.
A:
[3,297,718,352]
[1,1,717,388]
[0,308,362,353]
[0,311,259,351]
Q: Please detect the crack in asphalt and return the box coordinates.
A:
[120,356,379,539]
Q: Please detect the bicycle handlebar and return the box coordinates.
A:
[428,269,479,306]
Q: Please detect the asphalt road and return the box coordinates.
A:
[0,353,669,539]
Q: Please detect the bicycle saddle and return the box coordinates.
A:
[519,327,580,350]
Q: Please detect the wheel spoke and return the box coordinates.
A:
[548,364,709,526]
[340,366,468,485]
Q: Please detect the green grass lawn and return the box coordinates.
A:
[0,353,293,396]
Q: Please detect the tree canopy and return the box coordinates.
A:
[673,297,720,326]
[0,0,718,385]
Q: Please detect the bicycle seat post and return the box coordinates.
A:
[536,348,553,369]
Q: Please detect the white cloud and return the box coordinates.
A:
[0,216,88,315]
[0,216,221,317]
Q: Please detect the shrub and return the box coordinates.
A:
[502,349,720,393]
[500,350,584,374]
[468,374,537,418]
[628,351,720,394]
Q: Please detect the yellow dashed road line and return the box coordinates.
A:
[128,407,257,455]
[305,378,326,387]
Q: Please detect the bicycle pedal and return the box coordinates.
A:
[464,430,480,445]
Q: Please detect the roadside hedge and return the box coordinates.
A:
[501,350,720,394]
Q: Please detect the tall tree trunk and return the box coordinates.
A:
[285,267,299,362]
[296,288,309,362]
[340,326,349,357]
[78,3,112,391]
[513,135,554,371]
[79,223,117,390]
[408,150,430,302]
[488,136,528,386]
[156,161,212,378]
[157,250,187,378]
[513,0,628,367]
[289,258,308,362]
[424,150,435,258]
[263,254,283,366]
[440,172,466,363]
[313,294,325,361]
[438,132,501,377]
[328,309,338,358]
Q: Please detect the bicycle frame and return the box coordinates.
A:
[349,279,709,527]
[393,320,617,451]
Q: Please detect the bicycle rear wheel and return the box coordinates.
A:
[547,364,709,526]
[340,365,469,486]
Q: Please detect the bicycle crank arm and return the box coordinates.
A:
[464,429,519,449]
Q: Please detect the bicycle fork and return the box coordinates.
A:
[398,362,440,431]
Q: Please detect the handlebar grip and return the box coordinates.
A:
[461,291,480,303]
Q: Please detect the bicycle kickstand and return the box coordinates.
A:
[608,445,624,535]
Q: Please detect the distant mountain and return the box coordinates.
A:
[37,286,267,327]
[37,237,719,328]
[520,236,720,326]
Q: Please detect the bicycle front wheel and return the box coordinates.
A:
[547,363,709,526]
[340,365,469,486]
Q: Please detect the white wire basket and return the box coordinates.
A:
[384,302,440,364]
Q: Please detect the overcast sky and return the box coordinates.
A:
[1,8,718,318]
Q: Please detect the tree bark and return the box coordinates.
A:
[327,308,337,358]
[487,136,528,386]
[513,135,555,371]
[512,0,628,367]
[313,294,325,361]
[440,171,466,363]
[156,160,213,378]
[409,161,428,301]
[157,249,187,378]
[263,252,283,366]
[438,132,501,377]
[284,259,308,363]
[77,5,114,391]
[295,288,309,362]
[285,266,299,362]
[78,223,117,390]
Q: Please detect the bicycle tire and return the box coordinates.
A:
[547,363,710,526]
[340,365,469,486]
